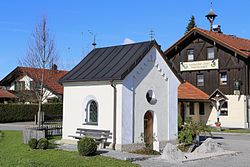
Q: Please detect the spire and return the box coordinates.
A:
[205,0,217,31]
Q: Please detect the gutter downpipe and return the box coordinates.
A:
[111,80,117,150]
[246,64,249,128]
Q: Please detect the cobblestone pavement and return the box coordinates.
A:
[136,134,250,167]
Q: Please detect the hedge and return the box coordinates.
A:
[0,103,62,123]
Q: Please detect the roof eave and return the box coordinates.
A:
[178,98,209,102]
[164,28,250,60]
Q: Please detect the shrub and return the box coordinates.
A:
[77,137,97,156]
[178,126,193,144]
[37,138,49,149]
[178,119,212,145]
[28,138,38,149]
[0,103,62,123]
[178,115,183,131]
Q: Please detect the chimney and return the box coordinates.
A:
[52,64,58,71]
[213,25,222,33]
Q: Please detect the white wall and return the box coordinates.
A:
[9,75,58,103]
[62,81,118,144]
[9,75,33,90]
[122,47,180,147]
[207,95,246,128]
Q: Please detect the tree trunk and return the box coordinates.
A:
[38,98,42,127]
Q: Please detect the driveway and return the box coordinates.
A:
[0,122,34,131]
[136,134,250,167]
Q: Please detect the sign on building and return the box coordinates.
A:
[180,59,219,71]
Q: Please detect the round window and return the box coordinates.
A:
[146,90,157,105]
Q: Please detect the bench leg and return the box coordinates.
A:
[98,139,106,149]
[99,142,104,149]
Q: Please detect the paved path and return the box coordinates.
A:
[0,122,34,130]
[57,134,250,167]
[137,134,250,167]
[57,144,154,161]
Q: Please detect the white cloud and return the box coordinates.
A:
[123,38,135,44]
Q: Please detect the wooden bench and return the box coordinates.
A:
[69,128,112,149]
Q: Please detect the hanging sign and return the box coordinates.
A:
[180,59,219,71]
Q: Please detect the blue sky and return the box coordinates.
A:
[1,0,250,79]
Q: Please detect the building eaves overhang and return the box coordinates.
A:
[164,27,250,60]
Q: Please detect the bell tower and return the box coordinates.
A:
[205,0,218,31]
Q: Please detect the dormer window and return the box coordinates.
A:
[207,47,215,59]
[14,81,25,91]
[187,49,194,61]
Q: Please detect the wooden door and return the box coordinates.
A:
[144,111,153,148]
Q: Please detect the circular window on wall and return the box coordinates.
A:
[146,90,157,105]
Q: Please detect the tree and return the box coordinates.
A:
[19,16,58,127]
[185,15,197,33]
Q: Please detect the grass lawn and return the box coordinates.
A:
[0,131,138,167]
[211,128,250,133]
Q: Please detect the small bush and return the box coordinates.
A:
[178,115,183,131]
[77,137,97,156]
[37,138,49,150]
[178,127,193,144]
[178,119,212,145]
[28,138,38,149]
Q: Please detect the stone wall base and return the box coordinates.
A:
[60,138,178,152]
[115,139,178,152]
[23,129,45,144]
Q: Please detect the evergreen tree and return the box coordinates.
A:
[185,15,197,33]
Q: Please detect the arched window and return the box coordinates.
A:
[86,100,98,124]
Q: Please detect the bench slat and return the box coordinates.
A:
[77,128,110,133]
[76,131,112,137]
[69,128,112,149]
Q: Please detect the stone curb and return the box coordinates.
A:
[182,151,240,163]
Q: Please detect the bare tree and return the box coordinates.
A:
[19,16,58,127]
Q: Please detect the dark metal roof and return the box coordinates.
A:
[60,40,158,83]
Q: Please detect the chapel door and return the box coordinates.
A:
[144,111,153,149]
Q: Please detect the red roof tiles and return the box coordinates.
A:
[0,89,16,99]
[178,81,208,101]
[19,67,68,94]
[165,27,250,58]
[196,28,250,57]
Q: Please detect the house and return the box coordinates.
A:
[60,40,181,151]
[178,81,209,124]
[0,87,17,103]
[0,66,68,103]
[165,27,250,128]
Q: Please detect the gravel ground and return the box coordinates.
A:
[136,134,250,167]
